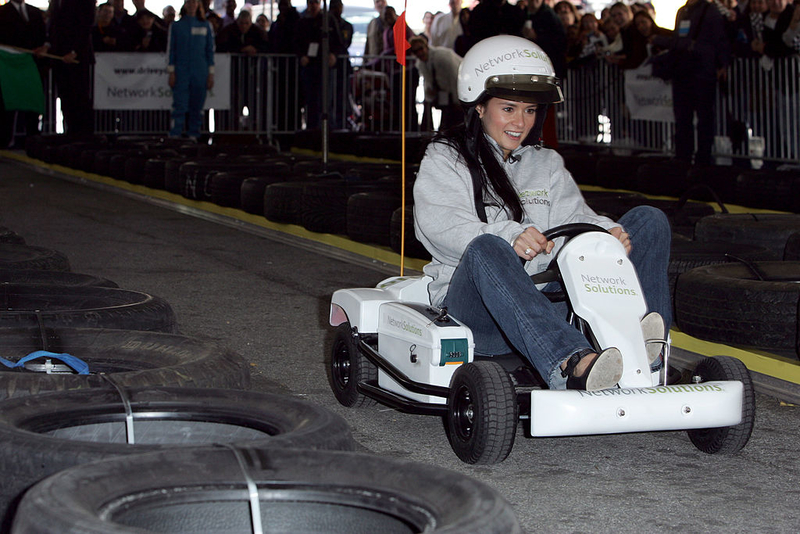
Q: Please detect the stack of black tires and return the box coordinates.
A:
[24,135,432,262]
[0,230,520,533]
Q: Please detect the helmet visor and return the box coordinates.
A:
[484,74,564,105]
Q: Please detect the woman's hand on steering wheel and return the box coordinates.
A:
[514,227,555,260]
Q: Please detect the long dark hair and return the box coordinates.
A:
[434,95,542,223]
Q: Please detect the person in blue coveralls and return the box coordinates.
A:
[167,0,215,140]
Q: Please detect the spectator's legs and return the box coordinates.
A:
[186,73,208,139]
[54,62,93,137]
[170,71,190,137]
[694,78,716,166]
[672,81,694,162]
[299,64,321,129]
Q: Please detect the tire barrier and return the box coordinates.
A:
[735,169,800,213]
[11,447,522,534]
[785,233,800,261]
[634,160,693,197]
[347,192,402,246]
[301,179,394,235]
[694,213,800,259]
[264,181,313,224]
[0,285,177,333]
[0,327,250,400]
[0,244,70,272]
[0,228,25,245]
[0,270,118,288]
[389,206,430,260]
[667,241,776,301]
[675,261,800,356]
[0,387,356,529]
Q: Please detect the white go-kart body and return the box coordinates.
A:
[329,226,752,463]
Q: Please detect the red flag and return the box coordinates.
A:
[394,11,411,66]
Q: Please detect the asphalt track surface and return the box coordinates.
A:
[1,154,799,533]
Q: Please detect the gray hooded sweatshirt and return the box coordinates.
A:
[413,137,618,306]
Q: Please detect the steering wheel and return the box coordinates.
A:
[529,223,609,300]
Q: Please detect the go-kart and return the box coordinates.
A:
[328,224,755,464]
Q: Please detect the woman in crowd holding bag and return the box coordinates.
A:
[167,0,215,140]
[413,36,671,392]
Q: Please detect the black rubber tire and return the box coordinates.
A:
[389,206,430,260]
[0,270,117,288]
[686,164,741,203]
[446,361,518,464]
[0,244,70,271]
[667,241,776,301]
[208,165,292,209]
[634,159,693,196]
[0,327,250,400]
[11,447,521,534]
[346,192,401,245]
[687,356,755,454]
[0,387,356,529]
[301,180,391,235]
[674,261,800,355]
[0,285,177,333]
[240,176,292,215]
[0,228,25,245]
[562,152,600,185]
[694,214,800,259]
[328,323,377,408]
[735,169,800,212]
[595,155,669,190]
[785,233,800,261]
[141,157,177,190]
[264,181,311,224]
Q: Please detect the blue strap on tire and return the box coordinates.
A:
[0,350,90,375]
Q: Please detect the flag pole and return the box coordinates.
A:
[393,1,411,276]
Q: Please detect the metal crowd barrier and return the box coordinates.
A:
[557,56,800,163]
[34,53,798,163]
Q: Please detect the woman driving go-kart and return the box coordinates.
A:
[413,35,671,392]
[329,35,752,465]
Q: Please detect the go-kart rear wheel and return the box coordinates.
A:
[446,361,518,464]
[329,323,377,408]
[687,356,755,454]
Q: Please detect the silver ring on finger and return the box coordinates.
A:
[524,247,532,255]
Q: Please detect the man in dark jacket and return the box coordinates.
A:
[294,0,346,129]
[46,0,97,137]
[216,10,269,54]
[653,0,731,166]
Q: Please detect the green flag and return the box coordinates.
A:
[0,46,45,114]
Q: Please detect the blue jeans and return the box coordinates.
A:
[443,206,671,389]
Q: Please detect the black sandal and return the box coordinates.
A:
[561,348,623,391]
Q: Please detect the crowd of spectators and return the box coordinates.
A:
[1,1,799,147]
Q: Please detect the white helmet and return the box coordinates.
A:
[457,35,564,106]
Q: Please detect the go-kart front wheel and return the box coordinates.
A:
[329,323,377,408]
[446,361,518,464]
[688,356,755,454]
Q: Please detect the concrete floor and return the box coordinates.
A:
[2,154,799,533]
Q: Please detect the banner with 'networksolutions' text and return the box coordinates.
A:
[93,53,230,110]
[624,65,674,123]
